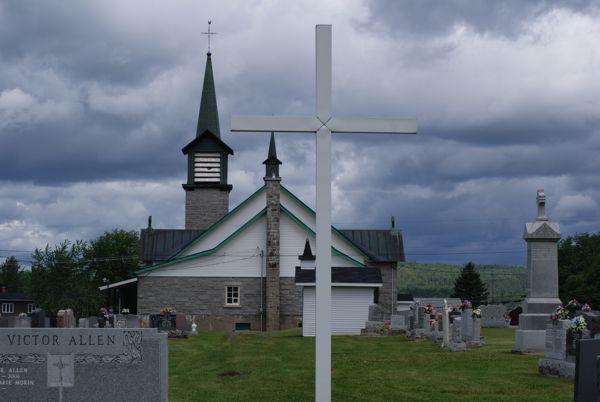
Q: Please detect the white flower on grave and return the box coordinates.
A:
[570,316,587,333]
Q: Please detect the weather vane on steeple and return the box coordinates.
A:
[202,20,217,54]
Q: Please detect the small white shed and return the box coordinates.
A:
[296,266,383,336]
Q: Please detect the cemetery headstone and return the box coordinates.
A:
[31,310,47,328]
[0,327,168,401]
[515,189,562,353]
[461,308,473,342]
[56,311,65,329]
[390,315,407,333]
[481,304,509,328]
[15,316,31,328]
[64,309,75,328]
[538,320,576,378]
[368,305,384,322]
[442,300,450,348]
[574,338,600,402]
[78,318,89,328]
[582,311,600,338]
[449,318,466,352]
[468,318,484,347]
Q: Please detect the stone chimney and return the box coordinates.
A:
[264,133,282,331]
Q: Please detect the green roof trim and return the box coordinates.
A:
[171,185,266,259]
[280,185,370,261]
[279,205,366,268]
[135,208,266,274]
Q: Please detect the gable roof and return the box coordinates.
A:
[339,230,405,262]
[0,293,33,302]
[136,185,406,274]
[182,129,234,155]
[140,228,204,263]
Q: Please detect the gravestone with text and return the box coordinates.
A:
[0,328,167,401]
[538,320,576,378]
[515,189,562,353]
[461,308,473,342]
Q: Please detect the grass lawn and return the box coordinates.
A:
[168,327,573,401]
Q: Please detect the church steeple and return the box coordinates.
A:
[181,45,233,230]
[263,132,282,178]
[196,52,221,138]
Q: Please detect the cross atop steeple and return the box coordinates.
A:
[201,20,217,54]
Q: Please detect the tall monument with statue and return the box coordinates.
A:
[515,189,562,352]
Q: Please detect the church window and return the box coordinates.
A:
[194,152,221,183]
[225,286,240,306]
[1,303,14,314]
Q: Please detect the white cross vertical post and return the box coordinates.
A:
[231,25,417,402]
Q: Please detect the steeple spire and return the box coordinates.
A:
[196,51,221,138]
[263,132,282,178]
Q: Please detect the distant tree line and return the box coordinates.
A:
[558,232,600,308]
[397,262,526,305]
[0,229,139,316]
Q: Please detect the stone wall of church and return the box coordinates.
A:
[185,188,229,230]
[368,262,398,319]
[138,276,302,331]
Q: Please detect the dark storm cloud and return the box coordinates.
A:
[364,0,597,39]
[1,1,600,266]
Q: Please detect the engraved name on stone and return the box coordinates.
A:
[0,366,35,388]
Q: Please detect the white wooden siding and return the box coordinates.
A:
[180,188,267,256]
[302,286,374,336]
[146,218,266,277]
[280,191,365,264]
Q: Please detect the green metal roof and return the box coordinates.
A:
[196,52,220,138]
[134,194,367,274]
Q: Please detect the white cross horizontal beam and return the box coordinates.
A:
[231,116,417,134]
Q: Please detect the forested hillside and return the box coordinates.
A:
[397,262,526,304]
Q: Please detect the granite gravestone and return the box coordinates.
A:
[574,338,600,402]
[461,308,473,342]
[515,189,562,353]
[0,328,167,402]
[538,320,576,378]
[481,305,509,328]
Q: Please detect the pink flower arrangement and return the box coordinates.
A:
[460,300,472,311]
[424,304,433,314]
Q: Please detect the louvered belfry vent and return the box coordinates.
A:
[194,152,221,183]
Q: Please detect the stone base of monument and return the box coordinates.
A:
[538,358,575,378]
[514,329,546,353]
[449,341,466,352]
[408,328,425,340]
[467,340,485,348]
[361,321,389,336]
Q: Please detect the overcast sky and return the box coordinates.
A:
[1,0,599,266]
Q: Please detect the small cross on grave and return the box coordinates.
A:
[48,354,74,402]
[231,24,417,401]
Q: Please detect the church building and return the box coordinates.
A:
[135,50,405,333]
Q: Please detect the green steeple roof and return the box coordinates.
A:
[196,52,221,138]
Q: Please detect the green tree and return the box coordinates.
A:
[30,240,102,315]
[0,256,23,292]
[452,262,489,307]
[558,233,600,308]
[85,229,139,285]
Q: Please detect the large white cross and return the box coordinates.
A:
[231,24,417,402]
